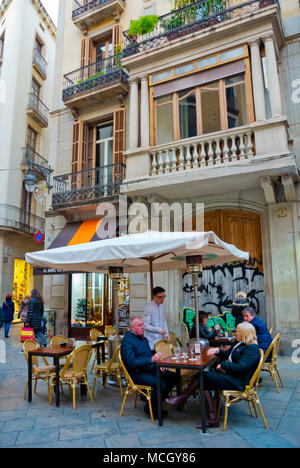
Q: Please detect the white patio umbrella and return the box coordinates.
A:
[25,231,249,340]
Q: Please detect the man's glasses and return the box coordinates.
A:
[156,295,167,299]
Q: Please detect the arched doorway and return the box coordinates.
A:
[183,210,266,321]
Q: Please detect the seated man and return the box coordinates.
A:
[121,317,178,419]
[243,307,272,355]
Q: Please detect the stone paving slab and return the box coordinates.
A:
[0,325,300,448]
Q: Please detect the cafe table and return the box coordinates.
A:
[209,335,237,347]
[27,345,74,408]
[155,348,219,433]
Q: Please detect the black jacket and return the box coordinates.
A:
[190,323,217,341]
[231,298,249,325]
[27,298,44,331]
[121,331,155,377]
[218,343,260,390]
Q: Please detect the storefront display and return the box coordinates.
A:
[70,272,129,335]
[13,259,33,321]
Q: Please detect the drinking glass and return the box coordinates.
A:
[182,347,188,363]
[174,346,181,362]
[189,343,197,361]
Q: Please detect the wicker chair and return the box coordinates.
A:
[89,329,103,375]
[50,335,68,346]
[119,351,154,423]
[23,340,55,400]
[92,345,123,397]
[261,333,284,393]
[217,349,268,432]
[49,344,94,410]
[169,332,182,348]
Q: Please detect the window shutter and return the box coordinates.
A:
[112,24,122,53]
[113,108,126,183]
[80,37,93,80]
[72,120,89,187]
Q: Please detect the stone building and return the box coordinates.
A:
[0,0,56,318]
[45,0,299,353]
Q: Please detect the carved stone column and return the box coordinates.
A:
[263,36,283,117]
[249,39,266,121]
[129,77,139,150]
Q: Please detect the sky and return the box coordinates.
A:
[40,0,59,26]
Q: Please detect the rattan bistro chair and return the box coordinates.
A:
[92,345,123,397]
[169,332,182,348]
[155,340,174,358]
[49,344,94,410]
[217,349,268,432]
[119,351,154,423]
[261,333,284,393]
[89,329,103,374]
[50,335,68,346]
[23,340,56,400]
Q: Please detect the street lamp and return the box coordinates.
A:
[23,161,53,195]
[24,168,37,193]
[186,255,203,345]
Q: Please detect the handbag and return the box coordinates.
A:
[21,325,35,343]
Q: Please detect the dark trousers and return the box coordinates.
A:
[133,370,179,413]
[203,369,244,392]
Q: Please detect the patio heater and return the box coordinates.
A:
[186,255,203,348]
[109,266,124,336]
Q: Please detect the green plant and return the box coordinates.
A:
[128,15,159,37]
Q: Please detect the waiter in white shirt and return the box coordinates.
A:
[143,286,171,352]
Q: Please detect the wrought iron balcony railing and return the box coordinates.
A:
[0,204,45,235]
[27,93,49,125]
[22,147,49,168]
[123,0,279,58]
[72,0,126,19]
[52,163,126,207]
[62,54,129,100]
[32,48,48,77]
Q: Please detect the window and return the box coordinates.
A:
[27,126,38,151]
[179,89,197,140]
[71,273,108,328]
[32,78,41,98]
[155,95,174,145]
[225,74,248,129]
[153,74,248,144]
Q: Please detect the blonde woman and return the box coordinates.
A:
[166,322,260,429]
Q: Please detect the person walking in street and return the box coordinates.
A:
[27,289,47,347]
[143,286,170,353]
[2,294,15,338]
[0,304,4,330]
[18,295,31,325]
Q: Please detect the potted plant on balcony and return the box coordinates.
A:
[128,15,159,40]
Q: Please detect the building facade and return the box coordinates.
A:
[0,0,56,319]
[46,0,299,353]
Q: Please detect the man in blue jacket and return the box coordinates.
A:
[121,317,178,419]
[243,307,272,355]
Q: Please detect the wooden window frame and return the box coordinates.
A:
[151,67,253,146]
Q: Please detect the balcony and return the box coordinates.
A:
[122,120,297,200]
[0,204,45,235]
[27,93,49,128]
[22,147,49,169]
[62,54,129,109]
[32,48,48,79]
[123,0,278,59]
[52,163,126,208]
[72,0,126,32]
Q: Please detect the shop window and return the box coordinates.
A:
[13,259,33,320]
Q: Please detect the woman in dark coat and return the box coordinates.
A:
[190,311,219,341]
[166,322,260,429]
[27,289,47,347]
[2,294,15,338]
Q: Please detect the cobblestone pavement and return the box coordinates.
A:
[0,324,299,448]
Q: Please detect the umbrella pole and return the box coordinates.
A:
[192,272,200,342]
[149,258,154,300]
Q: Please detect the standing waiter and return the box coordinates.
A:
[143,286,171,353]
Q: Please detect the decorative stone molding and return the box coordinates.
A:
[260,176,276,204]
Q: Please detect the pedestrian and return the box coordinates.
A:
[231,291,249,326]
[0,303,4,329]
[18,295,31,325]
[27,289,47,347]
[143,286,170,353]
[2,294,15,338]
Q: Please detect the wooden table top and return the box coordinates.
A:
[156,348,219,370]
[28,346,75,357]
